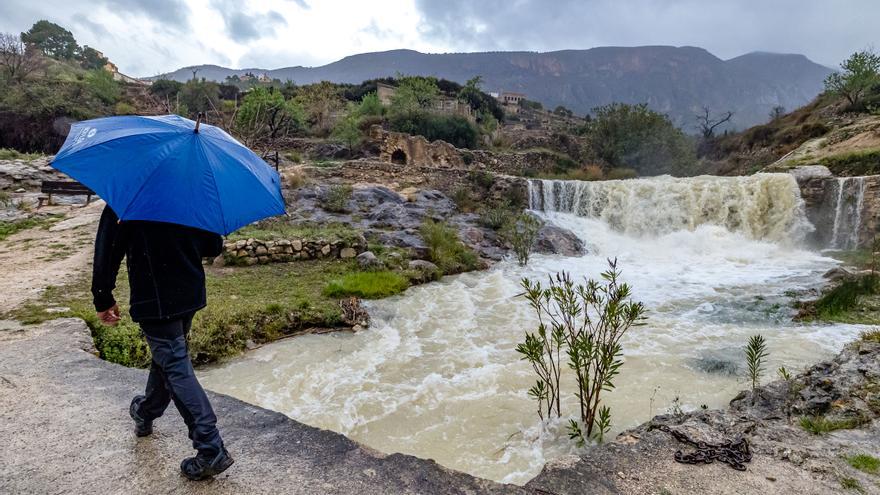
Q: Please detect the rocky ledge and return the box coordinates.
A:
[528,337,880,494]
[1,321,877,494]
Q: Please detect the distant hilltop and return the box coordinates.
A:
[149,46,834,130]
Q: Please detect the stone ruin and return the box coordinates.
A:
[368,125,464,168]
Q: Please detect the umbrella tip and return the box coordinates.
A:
[194,112,204,133]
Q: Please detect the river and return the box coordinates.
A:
[200,173,864,484]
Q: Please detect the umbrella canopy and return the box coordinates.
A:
[51,114,285,235]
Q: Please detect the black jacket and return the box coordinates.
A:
[91,206,223,322]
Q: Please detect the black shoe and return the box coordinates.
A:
[180,448,234,481]
[129,395,153,437]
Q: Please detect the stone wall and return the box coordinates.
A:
[224,235,367,266]
[369,125,463,168]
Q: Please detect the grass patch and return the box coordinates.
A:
[0,215,62,241]
[840,477,863,492]
[846,454,880,475]
[419,219,480,274]
[322,184,352,213]
[799,415,864,435]
[0,148,43,161]
[227,220,362,243]
[324,270,410,299]
[814,274,879,319]
[860,329,880,343]
[816,148,880,176]
[6,259,368,366]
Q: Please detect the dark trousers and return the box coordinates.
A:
[137,314,223,456]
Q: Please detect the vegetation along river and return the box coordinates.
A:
[200,174,865,484]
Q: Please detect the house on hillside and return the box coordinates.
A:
[96,50,150,85]
[376,82,474,122]
[497,91,527,114]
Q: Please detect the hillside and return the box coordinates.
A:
[153,46,833,130]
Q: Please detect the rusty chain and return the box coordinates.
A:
[651,424,752,471]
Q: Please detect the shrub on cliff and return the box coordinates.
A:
[419,219,479,274]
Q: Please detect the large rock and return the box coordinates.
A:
[356,251,384,270]
[408,260,441,283]
[532,225,585,256]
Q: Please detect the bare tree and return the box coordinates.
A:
[769,105,786,122]
[695,106,733,139]
[0,33,41,83]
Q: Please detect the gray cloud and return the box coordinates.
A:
[287,0,310,9]
[211,0,288,42]
[414,0,879,66]
[103,0,191,31]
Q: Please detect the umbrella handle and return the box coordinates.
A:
[194,112,204,133]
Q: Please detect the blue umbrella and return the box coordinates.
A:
[51,114,285,235]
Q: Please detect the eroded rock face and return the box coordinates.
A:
[287,184,508,262]
[533,225,585,256]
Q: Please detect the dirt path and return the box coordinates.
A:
[0,318,518,495]
[0,201,103,314]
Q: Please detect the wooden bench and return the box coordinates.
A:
[38,181,95,207]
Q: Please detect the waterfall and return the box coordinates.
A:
[528,174,813,244]
[829,177,867,250]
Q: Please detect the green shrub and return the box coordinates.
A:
[501,213,542,266]
[467,170,495,189]
[839,477,862,492]
[419,219,479,274]
[389,111,479,149]
[479,203,515,230]
[324,271,410,299]
[451,186,479,212]
[81,311,151,368]
[815,274,879,318]
[114,102,136,115]
[860,329,880,343]
[322,185,353,213]
[284,150,303,163]
[85,69,120,104]
[846,453,880,474]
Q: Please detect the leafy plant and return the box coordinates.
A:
[745,334,769,397]
[419,219,479,274]
[815,274,879,319]
[517,259,646,444]
[824,49,880,110]
[501,213,542,267]
[322,184,352,213]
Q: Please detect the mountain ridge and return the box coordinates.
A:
[150,46,834,130]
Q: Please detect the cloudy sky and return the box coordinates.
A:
[0,0,876,77]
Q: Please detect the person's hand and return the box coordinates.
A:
[97,304,121,326]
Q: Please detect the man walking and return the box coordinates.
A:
[92,205,234,480]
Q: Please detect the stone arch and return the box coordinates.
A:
[391,149,407,165]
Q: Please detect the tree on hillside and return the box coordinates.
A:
[0,32,42,83]
[390,75,440,114]
[21,20,78,60]
[458,75,504,123]
[79,46,108,70]
[695,106,734,139]
[293,81,345,133]
[178,79,220,117]
[235,86,305,146]
[824,49,880,109]
[332,111,362,156]
[586,102,696,176]
[768,105,786,122]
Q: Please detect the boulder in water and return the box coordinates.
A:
[690,348,744,376]
[532,225,585,256]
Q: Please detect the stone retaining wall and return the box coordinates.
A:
[224,236,367,265]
